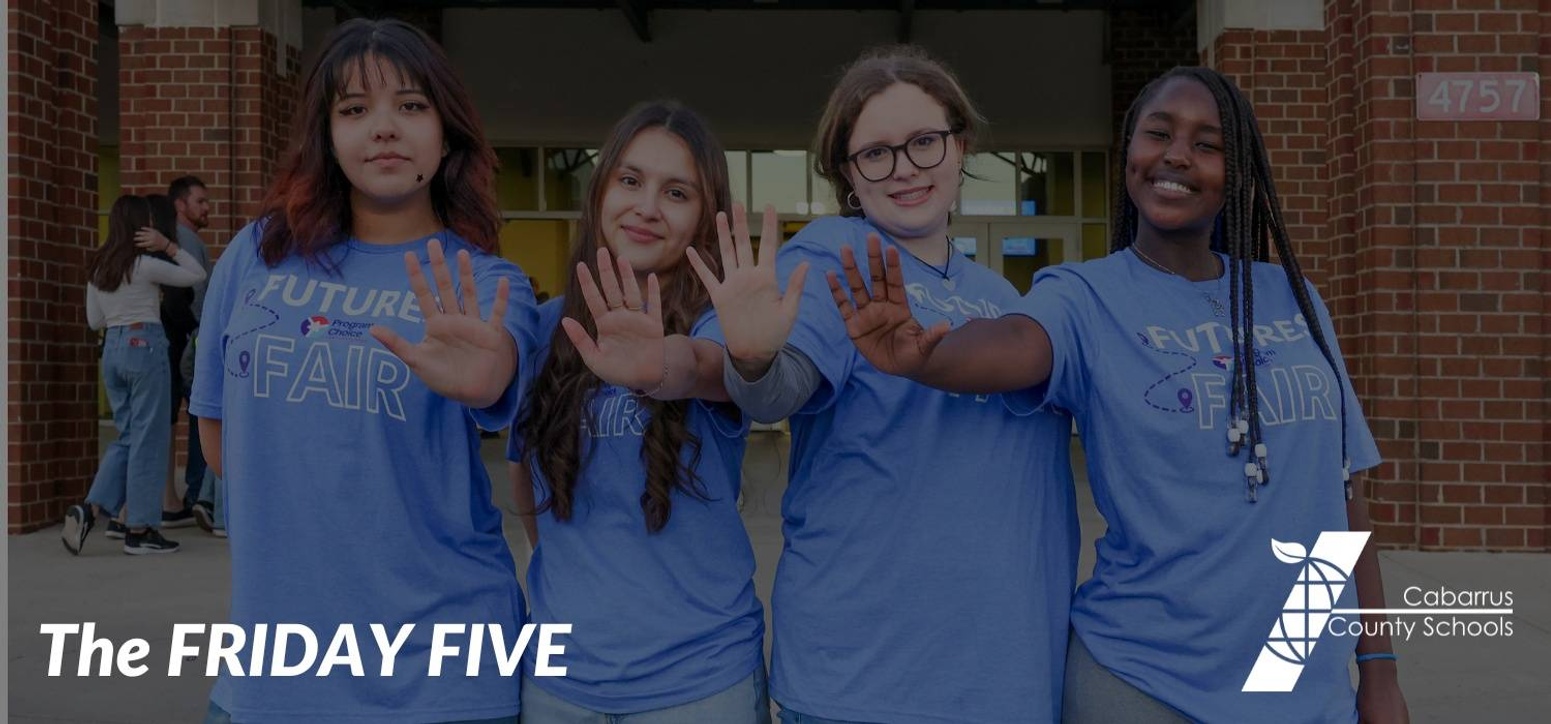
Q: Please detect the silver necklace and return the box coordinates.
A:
[1131,245,1226,318]
[897,236,956,290]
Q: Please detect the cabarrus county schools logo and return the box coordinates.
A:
[300,315,332,337]
[1242,531,1370,692]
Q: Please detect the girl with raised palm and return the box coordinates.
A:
[191,18,536,723]
[509,100,802,723]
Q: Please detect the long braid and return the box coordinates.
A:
[1115,67,1352,502]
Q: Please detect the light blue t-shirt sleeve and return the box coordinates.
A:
[1003,266,1096,415]
[690,309,750,439]
[775,216,862,415]
[1303,279,1381,474]
[190,223,261,421]
[466,251,540,431]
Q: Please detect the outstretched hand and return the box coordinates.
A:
[827,233,949,379]
[560,247,667,391]
[686,203,807,379]
[370,239,515,409]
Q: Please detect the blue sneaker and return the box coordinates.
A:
[105,520,128,540]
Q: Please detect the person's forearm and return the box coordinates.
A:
[198,417,223,478]
[724,344,821,423]
[646,336,730,402]
[1347,478,1401,682]
[911,316,1054,394]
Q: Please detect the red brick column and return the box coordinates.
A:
[1210,1,1548,551]
[7,0,100,532]
[117,25,301,254]
[114,20,300,478]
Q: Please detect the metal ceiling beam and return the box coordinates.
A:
[617,0,650,42]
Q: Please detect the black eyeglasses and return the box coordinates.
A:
[846,128,960,183]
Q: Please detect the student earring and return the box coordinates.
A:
[846,191,862,211]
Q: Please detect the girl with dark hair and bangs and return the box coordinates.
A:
[507,100,798,722]
[190,18,538,723]
[831,67,1410,723]
[63,194,206,556]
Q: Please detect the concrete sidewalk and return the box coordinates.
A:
[7,432,1550,722]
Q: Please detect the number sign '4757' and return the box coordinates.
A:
[1417,72,1540,121]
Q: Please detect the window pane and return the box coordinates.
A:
[1083,222,1109,261]
[810,170,835,216]
[960,152,1017,216]
[1081,151,1109,218]
[1018,152,1075,217]
[495,147,540,211]
[752,150,808,216]
[544,147,596,212]
[726,151,748,207]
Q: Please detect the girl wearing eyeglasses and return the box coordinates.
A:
[713,46,1079,724]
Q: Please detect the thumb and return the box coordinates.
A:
[560,317,601,368]
[370,324,416,366]
[918,320,952,356]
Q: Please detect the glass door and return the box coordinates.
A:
[950,219,1081,294]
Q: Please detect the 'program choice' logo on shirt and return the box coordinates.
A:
[1242,532,1370,692]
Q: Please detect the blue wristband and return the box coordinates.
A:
[1355,652,1397,663]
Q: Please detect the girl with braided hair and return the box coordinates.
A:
[829,67,1409,723]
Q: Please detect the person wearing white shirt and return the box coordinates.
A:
[64,194,206,556]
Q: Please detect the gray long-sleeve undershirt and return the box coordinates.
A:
[722,343,821,424]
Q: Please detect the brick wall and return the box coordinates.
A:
[7,0,100,532]
[1201,1,1547,551]
[117,25,301,255]
[1316,0,1547,551]
[1108,8,1200,179]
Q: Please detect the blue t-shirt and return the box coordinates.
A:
[1012,249,1382,723]
[191,223,540,723]
[507,299,764,713]
[733,215,1079,724]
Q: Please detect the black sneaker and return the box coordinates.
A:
[123,528,180,555]
[62,505,94,556]
[192,501,216,534]
[162,506,196,528]
[105,520,128,540]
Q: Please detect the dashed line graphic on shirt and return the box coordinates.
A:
[1138,333,1200,414]
[223,287,280,379]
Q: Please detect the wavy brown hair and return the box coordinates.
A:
[813,45,986,216]
[256,18,499,267]
[519,101,731,533]
[87,195,154,292]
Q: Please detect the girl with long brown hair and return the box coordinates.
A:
[189,18,537,723]
[63,194,206,557]
[508,100,804,722]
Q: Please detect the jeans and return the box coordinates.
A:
[520,662,771,724]
[183,411,208,506]
[87,324,172,529]
[204,699,517,724]
[775,706,870,724]
[196,468,226,530]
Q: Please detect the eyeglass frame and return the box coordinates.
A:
[844,128,963,183]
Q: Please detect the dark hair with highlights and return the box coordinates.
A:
[1113,66,1349,499]
[256,18,499,267]
[519,101,731,533]
[813,45,985,217]
[87,195,154,292]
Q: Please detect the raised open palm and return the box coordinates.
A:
[686,203,808,374]
[827,233,949,378]
[561,246,666,391]
[371,239,515,408]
